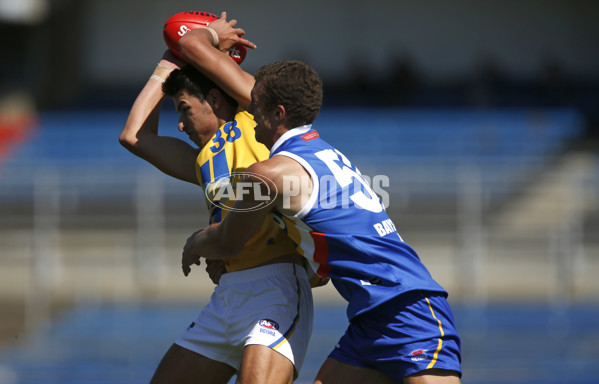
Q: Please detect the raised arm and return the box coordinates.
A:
[119,51,199,185]
[178,12,256,108]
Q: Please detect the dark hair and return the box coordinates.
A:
[163,66,237,108]
[254,60,322,127]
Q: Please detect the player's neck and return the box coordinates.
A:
[268,125,293,149]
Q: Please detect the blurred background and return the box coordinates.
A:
[0,0,598,383]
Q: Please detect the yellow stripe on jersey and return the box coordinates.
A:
[424,296,445,369]
[195,108,298,272]
[282,216,307,257]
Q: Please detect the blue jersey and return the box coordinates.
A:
[270,125,446,319]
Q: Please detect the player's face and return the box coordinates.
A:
[248,81,274,147]
[174,90,218,148]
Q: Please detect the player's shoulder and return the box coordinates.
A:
[249,155,305,185]
[233,107,256,127]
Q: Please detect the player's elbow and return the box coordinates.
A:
[178,33,198,61]
[178,33,191,53]
[119,128,140,153]
[178,29,212,62]
[119,132,135,151]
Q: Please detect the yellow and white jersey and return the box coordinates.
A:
[195,108,298,272]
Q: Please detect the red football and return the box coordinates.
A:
[163,11,247,64]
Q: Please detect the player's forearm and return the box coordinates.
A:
[183,219,245,261]
[202,222,244,260]
[120,82,162,147]
[182,224,235,276]
[179,28,216,63]
[179,29,253,108]
[119,65,172,150]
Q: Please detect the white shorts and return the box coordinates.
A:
[175,263,314,374]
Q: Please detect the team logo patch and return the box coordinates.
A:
[259,319,279,330]
[408,349,429,362]
[301,131,319,141]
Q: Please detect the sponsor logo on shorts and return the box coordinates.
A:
[260,328,276,336]
[259,319,279,330]
[408,349,430,362]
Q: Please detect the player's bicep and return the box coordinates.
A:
[132,134,200,185]
[250,156,311,216]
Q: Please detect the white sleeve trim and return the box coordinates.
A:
[270,125,312,155]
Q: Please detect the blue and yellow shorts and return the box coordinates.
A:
[329,290,462,382]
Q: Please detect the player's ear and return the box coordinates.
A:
[207,88,222,110]
[275,105,285,120]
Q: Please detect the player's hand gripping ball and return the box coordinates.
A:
[163,11,247,64]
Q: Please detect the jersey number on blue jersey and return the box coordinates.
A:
[315,149,384,213]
